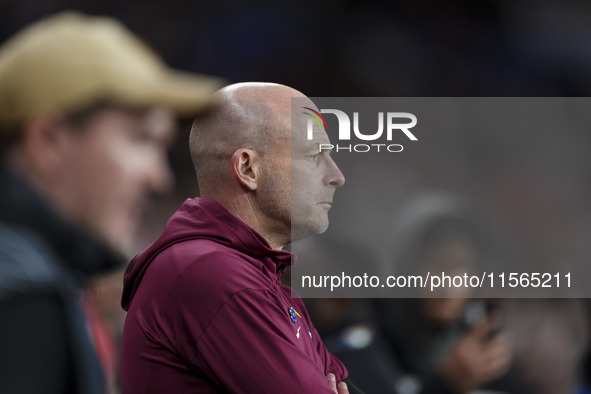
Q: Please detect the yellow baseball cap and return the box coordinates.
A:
[0,11,224,127]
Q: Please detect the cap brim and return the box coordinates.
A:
[139,70,225,118]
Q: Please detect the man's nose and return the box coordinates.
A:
[327,157,345,188]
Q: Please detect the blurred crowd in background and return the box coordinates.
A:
[5,0,591,98]
[2,1,591,393]
[294,193,590,393]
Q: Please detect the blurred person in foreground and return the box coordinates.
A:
[120,82,362,393]
[0,12,221,394]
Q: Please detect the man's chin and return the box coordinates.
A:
[290,221,330,242]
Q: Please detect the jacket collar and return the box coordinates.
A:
[0,166,122,281]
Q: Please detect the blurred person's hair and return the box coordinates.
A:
[386,192,495,277]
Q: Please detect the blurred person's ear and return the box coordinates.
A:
[16,113,74,180]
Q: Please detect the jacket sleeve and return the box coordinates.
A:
[0,291,70,394]
[190,289,346,394]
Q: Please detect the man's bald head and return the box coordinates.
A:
[189,82,306,195]
[189,82,344,249]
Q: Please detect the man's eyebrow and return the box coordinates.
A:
[311,142,335,155]
[302,139,320,148]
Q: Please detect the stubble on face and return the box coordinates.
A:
[257,115,337,246]
[254,135,293,246]
[290,146,333,240]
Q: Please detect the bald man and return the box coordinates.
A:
[120,83,357,393]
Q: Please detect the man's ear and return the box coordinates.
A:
[17,113,72,177]
[231,148,261,191]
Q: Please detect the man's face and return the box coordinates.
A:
[57,106,176,254]
[259,105,345,243]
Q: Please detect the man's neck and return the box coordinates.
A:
[213,194,287,251]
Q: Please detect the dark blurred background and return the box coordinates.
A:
[5,0,591,97]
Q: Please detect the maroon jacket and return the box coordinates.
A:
[121,198,347,393]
